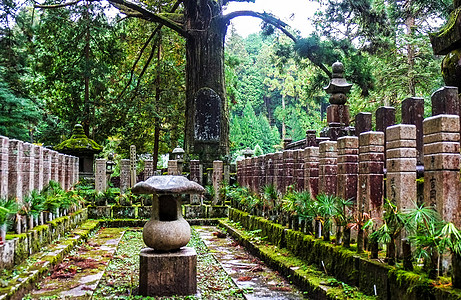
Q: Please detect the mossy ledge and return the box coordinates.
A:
[0,219,100,300]
[227,208,461,300]
[219,219,376,300]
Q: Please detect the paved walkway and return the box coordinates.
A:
[196,226,305,300]
[28,227,125,299]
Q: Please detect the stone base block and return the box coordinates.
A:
[205,205,228,218]
[88,206,111,219]
[139,247,197,297]
[183,204,206,219]
[112,206,136,219]
[137,206,151,219]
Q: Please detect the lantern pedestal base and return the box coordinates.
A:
[138,247,197,297]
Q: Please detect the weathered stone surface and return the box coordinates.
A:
[144,160,154,181]
[194,87,221,141]
[386,125,416,142]
[95,159,107,192]
[327,104,350,125]
[139,247,197,296]
[359,153,385,162]
[423,132,460,144]
[337,155,359,163]
[22,143,35,197]
[431,86,459,116]
[386,158,417,172]
[359,132,385,147]
[120,159,131,193]
[337,136,358,149]
[133,175,205,195]
[8,139,23,200]
[189,160,203,185]
[168,160,180,175]
[337,163,359,174]
[42,149,51,188]
[386,148,417,159]
[423,114,460,135]
[423,142,460,154]
[355,112,372,136]
[424,170,461,226]
[424,153,460,170]
[358,174,384,213]
[358,162,384,174]
[319,141,338,153]
[33,145,43,192]
[402,97,424,164]
[0,136,8,198]
[212,160,224,205]
[387,172,417,210]
[386,140,417,149]
[376,107,396,133]
[358,145,385,153]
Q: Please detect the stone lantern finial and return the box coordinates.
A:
[324,61,353,105]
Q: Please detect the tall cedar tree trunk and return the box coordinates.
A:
[405,0,416,96]
[153,34,162,171]
[184,0,229,165]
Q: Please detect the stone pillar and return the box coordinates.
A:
[337,136,359,208]
[143,160,154,181]
[8,139,23,200]
[306,130,318,147]
[376,106,395,161]
[212,160,223,205]
[401,97,424,165]
[423,114,461,226]
[65,155,72,190]
[275,152,284,193]
[22,143,35,197]
[253,156,260,193]
[283,150,295,191]
[258,155,266,193]
[130,145,137,187]
[94,159,107,192]
[431,86,459,116]
[0,136,9,199]
[43,149,51,188]
[50,151,59,183]
[318,141,337,196]
[58,153,65,189]
[295,149,305,191]
[189,160,202,205]
[358,132,385,219]
[266,154,274,187]
[120,159,131,193]
[74,157,80,184]
[355,112,372,136]
[168,160,179,175]
[386,125,417,211]
[304,147,319,198]
[33,145,43,192]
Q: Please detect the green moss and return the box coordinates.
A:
[54,124,102,152]
[431,7,461,39]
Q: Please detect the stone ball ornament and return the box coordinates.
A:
[324,61,353,105]
[132,175,205,251]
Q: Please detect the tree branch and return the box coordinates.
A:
[222,10,297,42]
[34,0,86,9]
[107,0,186,36]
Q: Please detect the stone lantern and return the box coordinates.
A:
[321,61,354,140]
[132,175,205,296]
[171,146,185,174]
[105,153,116,185]
[242,147,254,158]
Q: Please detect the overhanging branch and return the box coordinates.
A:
[223,10,297,42]
[223,10,332,78]
[34,0,87,9]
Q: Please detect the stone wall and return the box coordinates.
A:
[0,136,79,201]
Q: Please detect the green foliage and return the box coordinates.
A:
[0,198,18,226]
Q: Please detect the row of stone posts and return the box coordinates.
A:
[236,87,461,241]
[0,136,79,200]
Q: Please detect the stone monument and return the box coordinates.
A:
[132,175,205,297]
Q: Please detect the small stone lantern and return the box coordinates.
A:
[132,175,205,296]
[106,153,116,186]
[171,146,185,174]
[242,147,254,158]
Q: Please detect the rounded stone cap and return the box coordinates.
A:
[332,61,344,73]
[132,175,205,195]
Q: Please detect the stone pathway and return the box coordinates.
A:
[27,227,125,299]
[196,226,305,300]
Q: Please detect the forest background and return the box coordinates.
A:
[0,0,452,164]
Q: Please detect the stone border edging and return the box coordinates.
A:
[0,220,100,300]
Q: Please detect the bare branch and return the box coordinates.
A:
[223,10,297,42]
[34,0,85,9]
[108,0,186,36]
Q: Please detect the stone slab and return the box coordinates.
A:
[386,124,416,142]
[386,140,417,150]
[386,158,417,172]
[359,132,385,146]
[423,132,460,144]
[358,162,384,174]
[387,172,417,210]
[423,114,460,135]
[424,153,460,170]
[386,148,417,159]
[423,142,460,155]
[359,153,385,162]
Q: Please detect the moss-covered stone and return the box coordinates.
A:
[54,124,102,153]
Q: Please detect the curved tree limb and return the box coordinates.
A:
[223,10,332,78]
[107,0,186,36]
[34,0,87,9]
[223,10,297,42]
